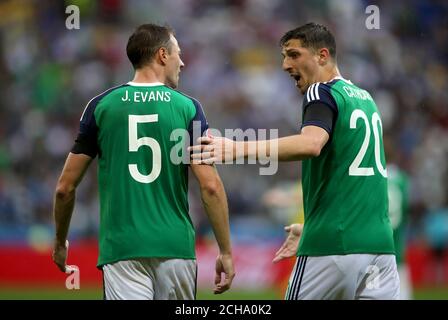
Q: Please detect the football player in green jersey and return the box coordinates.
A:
[191,23,398,299]
[384,138,412,299]
[52,24,235,299]
[388,163,411,299]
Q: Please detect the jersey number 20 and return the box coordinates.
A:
[349,110,387,177]
[128,114,161,183]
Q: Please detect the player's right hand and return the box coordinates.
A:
[213,253,235,294]
[189,136,237,165]
[52,239,69,273]
[272,224,303,263]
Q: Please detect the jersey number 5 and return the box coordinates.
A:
[349,109,387,177]
[128,114,161,183]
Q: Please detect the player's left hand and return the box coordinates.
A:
[52,240,69,273]
[189,135,237,164]
[213,253,235,294]
[273,224,303,263]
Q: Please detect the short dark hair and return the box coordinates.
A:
[280,23,336,59]
[126,23,174,69]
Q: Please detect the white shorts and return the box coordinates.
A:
[285,254,400,300]
[102,258,197,300]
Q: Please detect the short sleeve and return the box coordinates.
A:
[187,98,209,146]
[71,97,100,158]
[303,82,338,113]
[301,102,336,135]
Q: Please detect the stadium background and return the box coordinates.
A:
[0,0,447,299]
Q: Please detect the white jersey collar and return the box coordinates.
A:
[127,81,164,87]
[328,76,352,84]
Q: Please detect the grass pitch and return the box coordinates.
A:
[0,286,446,300]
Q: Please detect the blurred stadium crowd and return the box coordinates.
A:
[0,0,447,253]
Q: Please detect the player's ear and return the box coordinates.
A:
[158,47,169,65]
[318,47,331,65]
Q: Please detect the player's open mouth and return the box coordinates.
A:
[293,75,301,86]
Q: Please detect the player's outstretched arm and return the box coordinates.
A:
[190,163,235,294]
[273,224,303,263]
[189,125,329,164]
[52,153,92,273]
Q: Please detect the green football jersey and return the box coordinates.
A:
[298,78,395,256]
[75,82,208,267]
[387,164,410,264]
